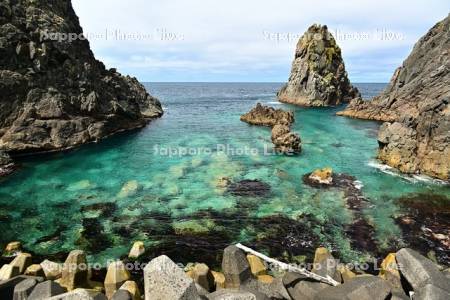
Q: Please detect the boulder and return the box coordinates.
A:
[0,0,163,154]
[271,124,302,154]
[40,260,63,280]
[257,275,273,284]
[118,281,140,300]
[10,253,32,274]
[128,241,145,259]
[338,15,450,180]
[195,283,209,297]
[13,278,38,300]
[246,255,267,277]
[314,276,391,300]
[48,288,108,300]
[444,268,450,279]
[396,248,450,292]
[289,280,327,300]
[111,289,132,300]
[278,24,360,107]
[28,280,67,300]
[192,263,214,292]
[311,248,341,282]
[3,241,21,256]
[337,266,356,282]
[414,284,450,300]
[207,289,257,300]
[378,253,401,289]
[0,264,20,280]
[104,261,131,299]
[240,103,294,127]
[25,264,45,277]
[222,245,252,289]
[143,255,199,300]
[59,250,89,291]
[241,277,289,300]
[0,275,44,299]
[211,271,226,290]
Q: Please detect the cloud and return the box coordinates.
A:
[72,0,450,82]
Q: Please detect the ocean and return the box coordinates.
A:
[0,83,448,266]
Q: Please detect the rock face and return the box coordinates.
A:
[0,0,163,155]
[240,103,294,127]
[278,24,360,107]
[338,15,450,180]
[0,150,15,176]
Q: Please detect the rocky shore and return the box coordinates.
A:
[277,25,360,107]
[0,151,15,177]
[0,0,163,172]
[338,15,450,181]
[241,104,301,154]
[1,241,449,300]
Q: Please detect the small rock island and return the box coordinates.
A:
[277,24,360,107]
[241,103,301,154]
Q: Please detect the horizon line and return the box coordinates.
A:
[142,81,389,84]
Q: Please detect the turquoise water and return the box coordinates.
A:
[0,83,449,266]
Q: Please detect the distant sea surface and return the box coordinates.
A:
[1,83,449,266]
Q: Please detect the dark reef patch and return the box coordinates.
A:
[395,193,450,266]
[227,179,271,197]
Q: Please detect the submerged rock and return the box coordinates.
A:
[338,15,450,180]
[395,194,450,265]
[240,103,294,127]
[307,167,333,185]
[0,0,163,154]
[227,179,271,197]
[278,24,360,107]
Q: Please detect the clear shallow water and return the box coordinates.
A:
[0,83,449,266]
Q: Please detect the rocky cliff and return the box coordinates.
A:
[0,0,163,154]
[277,24,360,107]
[339,15,450,180]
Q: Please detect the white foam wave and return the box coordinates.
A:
[266,101,282,105]
[354,180,364,190]
[368,160,448,185]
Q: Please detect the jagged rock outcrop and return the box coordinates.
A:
[240,103,294,127]
[339,15,450,180]
[0,0,163,155]
[241,104,301,154]
[271,124,301,154]
[0,150,15,176]
[278,24,360,107]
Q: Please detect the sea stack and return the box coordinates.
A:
[277,24,360,107]
[0,0,163,156]
[339,15,450,180]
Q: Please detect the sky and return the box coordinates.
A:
[72,0,449,83]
